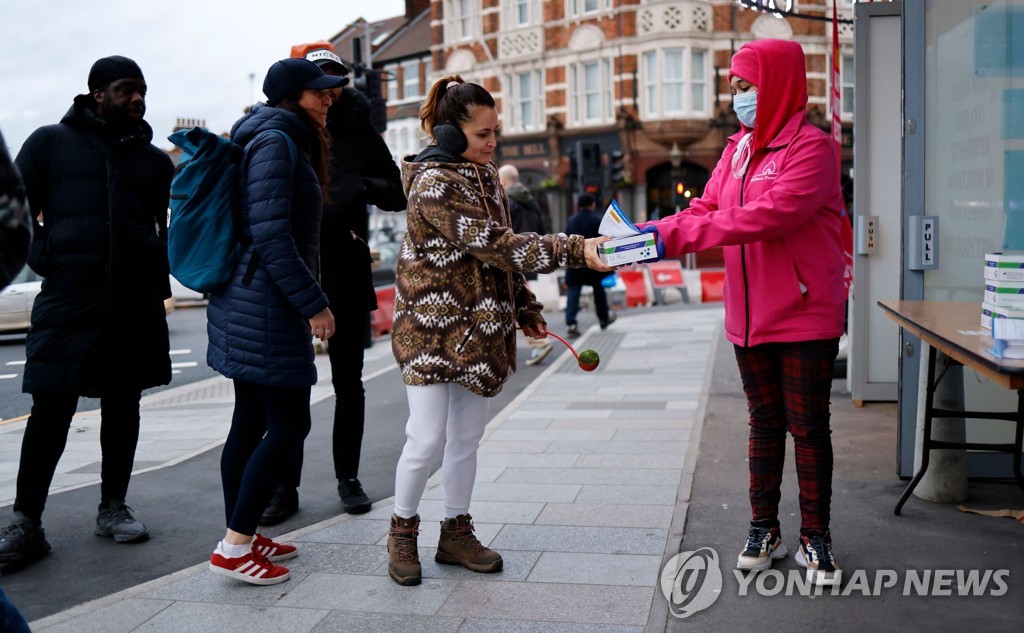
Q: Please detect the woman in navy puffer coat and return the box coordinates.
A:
[206,59,345,587]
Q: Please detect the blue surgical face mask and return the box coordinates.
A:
[733,91,757,128]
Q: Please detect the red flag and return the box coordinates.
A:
[832,0,854,296]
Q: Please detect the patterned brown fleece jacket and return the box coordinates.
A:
[392,154,586,397]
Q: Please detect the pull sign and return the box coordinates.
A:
[907,215,939,270]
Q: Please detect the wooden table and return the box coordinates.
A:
[878,300,1024,514]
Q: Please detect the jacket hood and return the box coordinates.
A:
[326,87,371,131]
[400,148,493,199]
[229,102,316,147]
[728,39,808,153]
[62,94,154,146]
[505,182,534,204]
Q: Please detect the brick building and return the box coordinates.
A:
[423,0,854,233]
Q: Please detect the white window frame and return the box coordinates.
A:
[505,69,545,133]
[402,60,420,101]
[568,0,611,19]
[385,63,398,104]
[447,0,480,41]
[507,0,540,27]
[640,46,710,119]
[569,57,614,126]
[841,54,854,118]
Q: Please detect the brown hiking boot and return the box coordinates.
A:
[387,514,421,586]
[435,514,503,573]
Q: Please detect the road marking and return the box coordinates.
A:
[0,374,17,379]
[171,362,198,369]
[5,360,25,366]
[169,349,191,356]
[171,370,182,374]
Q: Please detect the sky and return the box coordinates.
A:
[0,0,407,157]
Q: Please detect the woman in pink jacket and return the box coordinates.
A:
[640,39,845,586]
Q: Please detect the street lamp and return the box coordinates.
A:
[668,143,684,214]
[668,142,683,169]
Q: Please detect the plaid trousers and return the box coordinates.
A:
[734,338,839,533]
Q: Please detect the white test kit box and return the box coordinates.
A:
[983,280,1024,307]
[981,302,1024,329]
[984,252,1024,281]
[598,233,660,266]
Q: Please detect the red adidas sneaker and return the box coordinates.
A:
[209,545,290,585]
[253,533,298,562]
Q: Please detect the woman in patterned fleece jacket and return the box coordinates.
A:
[385,76,610,587]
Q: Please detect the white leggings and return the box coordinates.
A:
[393,383,491,519]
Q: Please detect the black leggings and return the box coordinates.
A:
[15,390,141,521]
[221,380,311,536]
[282,309,367,487]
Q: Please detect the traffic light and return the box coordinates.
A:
[609,150,625,184]
[673,181,686,207]
[574,141,602,197]
[351,37,388,133]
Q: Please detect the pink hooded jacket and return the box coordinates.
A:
[640,39,846,347]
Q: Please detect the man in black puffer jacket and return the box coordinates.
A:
[0,56,173,566]
[261,47,406,523]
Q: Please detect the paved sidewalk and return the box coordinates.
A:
[28,306,724,633]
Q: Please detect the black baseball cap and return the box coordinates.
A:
[263,58,347,106]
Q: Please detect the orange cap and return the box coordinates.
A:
[290,41,337,59]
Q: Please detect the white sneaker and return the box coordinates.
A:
[736,523,787,571]
[525,342,553,366]
[795,530,842,586]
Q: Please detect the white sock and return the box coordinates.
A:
[219,540,251,558]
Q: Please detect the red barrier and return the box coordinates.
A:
[371,285,396,337]
[617,269,649,308]
[701,270,726,303]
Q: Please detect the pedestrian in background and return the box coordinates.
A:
[259,46,407,525]
[564,194,616,338]
[0,56,172,566]
[0,126,34,632]
[638,39,846,586]
[499,164,554,366]
[385,75,611,587]
[206,58,345,586]
[0,128,30,289]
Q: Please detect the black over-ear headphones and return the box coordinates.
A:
[433,122,468,155]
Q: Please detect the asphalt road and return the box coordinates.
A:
[0,306,591,623]
[0,306,219,422]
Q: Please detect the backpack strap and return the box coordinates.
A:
[240,129,300,286]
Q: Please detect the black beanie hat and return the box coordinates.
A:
[88,56,144,92]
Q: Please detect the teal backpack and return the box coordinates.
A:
[167,127,295,293]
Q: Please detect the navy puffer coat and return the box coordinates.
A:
[206,104,330,387]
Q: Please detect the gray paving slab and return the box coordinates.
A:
[526,552,664,586]
[141,569,315,607]
[457,620,643,633]
[489,525,667,555]
[273,542,384,575]
[311,611,464,633]
[293,518,388,545]
[475,453,580,468]
[436,581,652,626]
[130,602,328,633]
[575,483,680,505]
[496,467,681,486]
[34,598,172,633]
[574,453,686,469]
[535,503,675,528]
[486,428,616,442]
[423,482,581,503]
[275,573,456,615]
[546,440,687,455]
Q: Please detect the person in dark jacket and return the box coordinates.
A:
[0,128,30,289]
[499,164,554,365]
[0,56,173,566]
[564,194,616,337]
[206,58,344,587]
[259,47,406,524]
[0,128,32,632]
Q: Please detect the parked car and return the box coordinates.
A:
[0,265,41,333]
[0,266,175,335]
